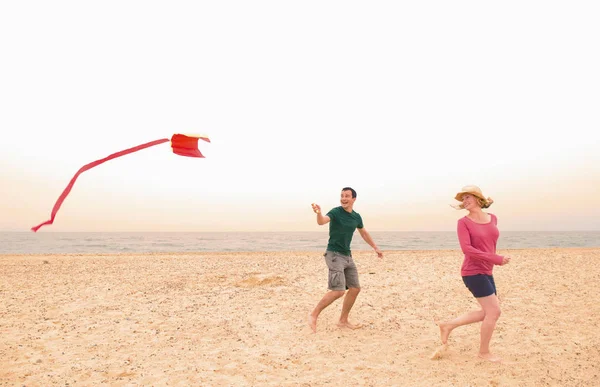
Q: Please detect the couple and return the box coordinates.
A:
[308,186,511,363]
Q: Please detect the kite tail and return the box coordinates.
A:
[31,138,170,232]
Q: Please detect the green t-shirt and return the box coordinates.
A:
[326,206,364,256]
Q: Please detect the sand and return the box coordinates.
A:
[1,248,598,386]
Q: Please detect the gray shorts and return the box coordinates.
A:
[324,250,360,291]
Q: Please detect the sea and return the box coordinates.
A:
[1,231,599,255]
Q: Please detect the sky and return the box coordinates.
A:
[1,1,599,232]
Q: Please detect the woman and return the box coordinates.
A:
[437,185,511,362]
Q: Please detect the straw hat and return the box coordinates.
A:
[454,185,493,208]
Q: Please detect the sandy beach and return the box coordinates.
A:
[1,248,598,386]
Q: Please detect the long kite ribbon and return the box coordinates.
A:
[31,134,209,232]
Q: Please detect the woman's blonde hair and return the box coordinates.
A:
[451,185,494,210]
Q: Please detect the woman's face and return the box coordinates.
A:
[462,193,480,210]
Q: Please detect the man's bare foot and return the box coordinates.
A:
[308,313,317,333]
[337,321,362,330]
[436,321,453,344]
[478,352,502,363]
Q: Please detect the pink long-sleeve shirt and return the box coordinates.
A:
[457,213,504,276]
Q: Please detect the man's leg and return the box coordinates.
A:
[309,251,346,333]
[336,255,362,329]
[337,287,361,329]
[308,290,345,333]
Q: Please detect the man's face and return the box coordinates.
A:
[340,190,356,210]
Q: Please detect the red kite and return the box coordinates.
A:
[31,134,210,232]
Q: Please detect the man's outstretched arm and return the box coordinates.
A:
[358,228,383,258]
[311,203,330,225]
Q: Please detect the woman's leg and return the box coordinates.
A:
[437,309,485,344]
[476,294,502,361]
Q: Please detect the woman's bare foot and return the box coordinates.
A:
[337,321,362,329]
[436,321,454,344]
[308,313,317,333]
[478,352,502,363]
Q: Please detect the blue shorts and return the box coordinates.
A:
[462,274,497,298]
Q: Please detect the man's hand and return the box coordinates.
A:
[311,203,321,214]
[375,248,383,259]
[500,256,511,265]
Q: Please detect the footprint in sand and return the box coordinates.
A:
[430,344,448,360]
[235,275,285,287]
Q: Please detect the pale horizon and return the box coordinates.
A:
[2,2,599,233]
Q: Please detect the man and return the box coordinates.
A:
[308,187,383,333]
